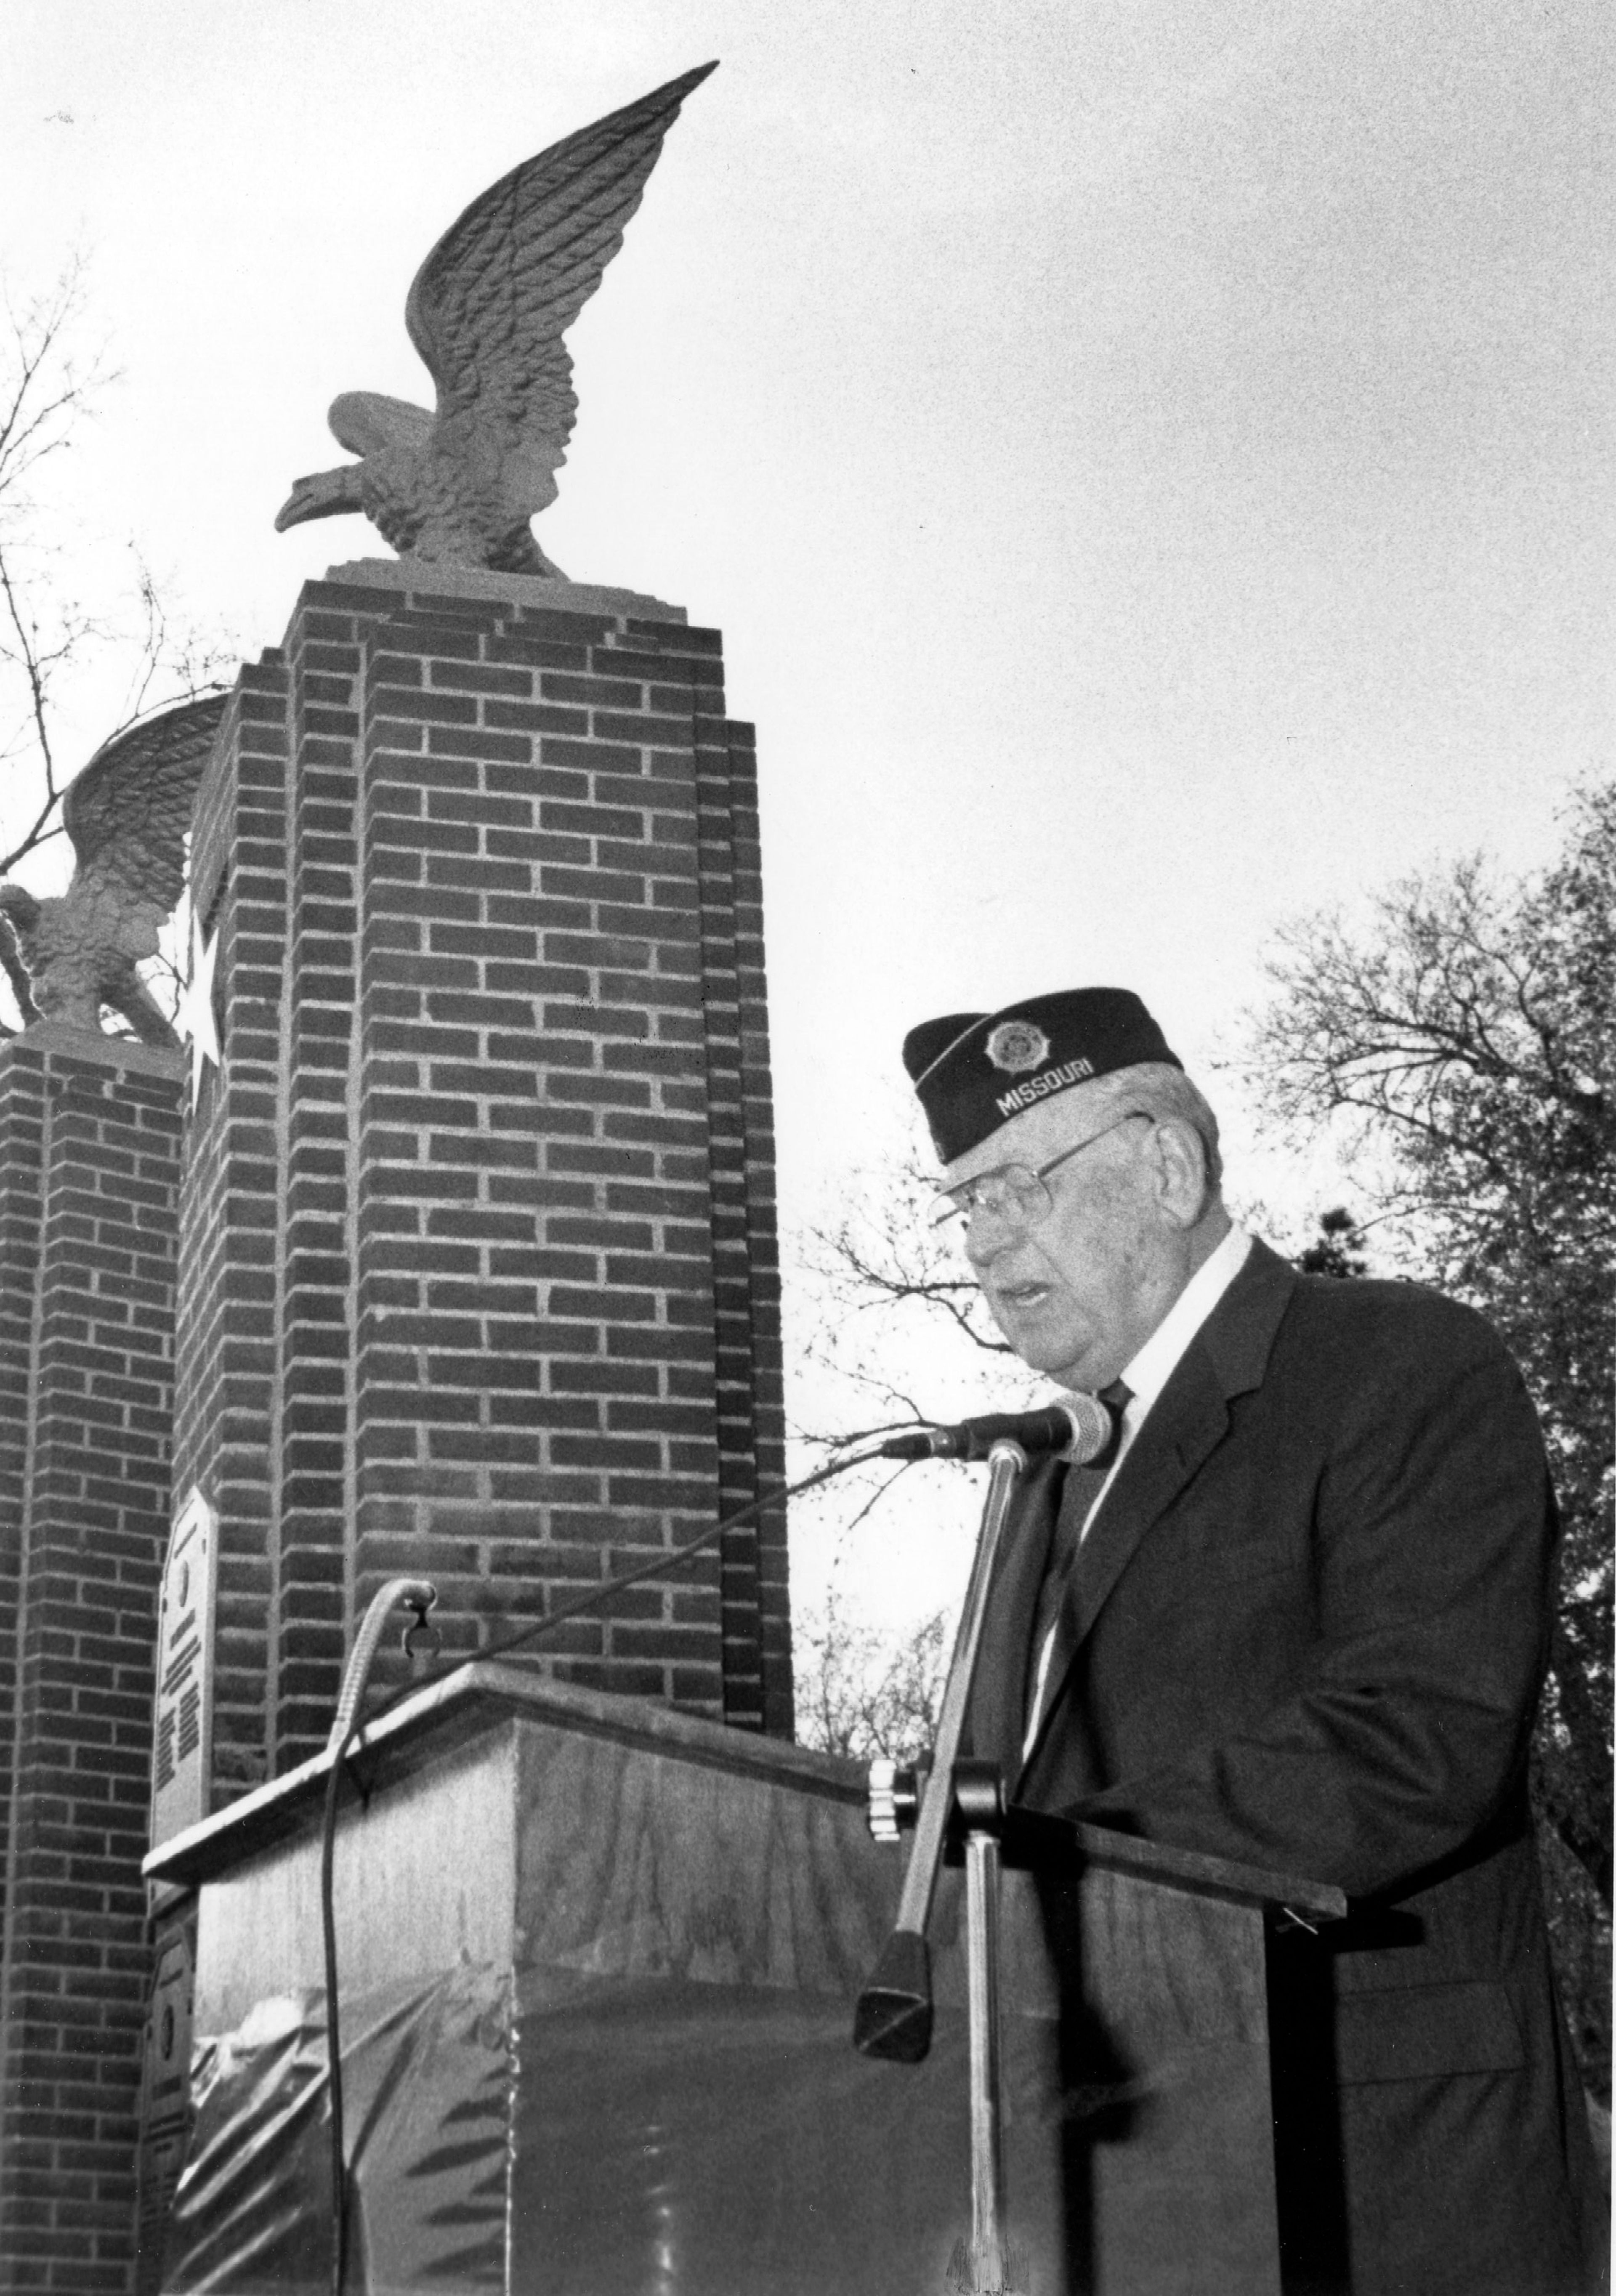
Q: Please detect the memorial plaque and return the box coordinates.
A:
[150,1488,218,1849]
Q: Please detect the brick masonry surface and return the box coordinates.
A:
[174,565,790,1807]
[0,1026,184,2296]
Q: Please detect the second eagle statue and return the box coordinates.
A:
[275,63,716,578]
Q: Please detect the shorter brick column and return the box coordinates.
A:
[0,1025,183,2296]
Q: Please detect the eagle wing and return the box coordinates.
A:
[62,693,230,910]
[403,62,716,523]
[0,887,43,1025]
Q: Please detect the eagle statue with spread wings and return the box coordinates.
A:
[0,693,229,1045]
[274,63,716,576]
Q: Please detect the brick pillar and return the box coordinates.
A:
[173,648,291,1802]
[0,1025,183,2296]
[175,561,792,1803]
[696,717,789,1732]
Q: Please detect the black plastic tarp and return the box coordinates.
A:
[161,1963,512,2295]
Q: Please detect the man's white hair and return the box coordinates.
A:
[1079,1061,1224,1197]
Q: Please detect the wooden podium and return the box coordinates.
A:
[143,1663,1342,2295]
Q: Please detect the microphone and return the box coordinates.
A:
[877,1392,1116,1465]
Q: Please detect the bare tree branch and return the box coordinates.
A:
[794,1594,951,1765]
[0,259,238,1031]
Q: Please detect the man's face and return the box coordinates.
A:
[961,1112,1174,1390]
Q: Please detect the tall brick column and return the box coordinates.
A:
[0,1025,184,2295]
[175,561,790,1807]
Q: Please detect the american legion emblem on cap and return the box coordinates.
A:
[983,1019,1050,1074]
[902,988,1181,1165]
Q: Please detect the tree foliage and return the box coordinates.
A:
[1294,1206,1369,1281]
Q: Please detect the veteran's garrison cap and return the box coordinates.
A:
[903,988,1181,1166]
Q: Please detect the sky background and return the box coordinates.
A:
[2,0,1609,1640]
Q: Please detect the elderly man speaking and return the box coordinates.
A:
[903,987,1603,2296]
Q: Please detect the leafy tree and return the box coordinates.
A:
[1295,1205,1369,1281]
[1240,781,1614,2095]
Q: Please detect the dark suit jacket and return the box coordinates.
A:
[969,1238,1603,2295]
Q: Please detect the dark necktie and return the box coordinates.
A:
[1023,1379,1132,1738]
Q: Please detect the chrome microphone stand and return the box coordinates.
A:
[854,1437,1031,2295]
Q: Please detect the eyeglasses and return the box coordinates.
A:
[928,1111,1151,1233]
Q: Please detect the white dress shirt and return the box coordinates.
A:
[1022,1222,1253,1756]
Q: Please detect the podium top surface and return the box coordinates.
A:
[142,1664,1345,1919]
[143,1663,863,1887]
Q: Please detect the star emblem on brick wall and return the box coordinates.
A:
[175,918,220,1110]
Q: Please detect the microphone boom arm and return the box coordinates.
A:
[852,1436,1031,2062]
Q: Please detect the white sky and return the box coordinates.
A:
[3,0,1610,1639]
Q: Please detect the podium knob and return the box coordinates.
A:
[867,1759,922,1843]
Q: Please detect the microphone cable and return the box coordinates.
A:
[319,1437,896,2295]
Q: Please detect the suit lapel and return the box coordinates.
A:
[1016,1237,1299,1785]
[1069,1345,1231,1646]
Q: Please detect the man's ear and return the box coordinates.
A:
[1150,1117,1211,1229]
